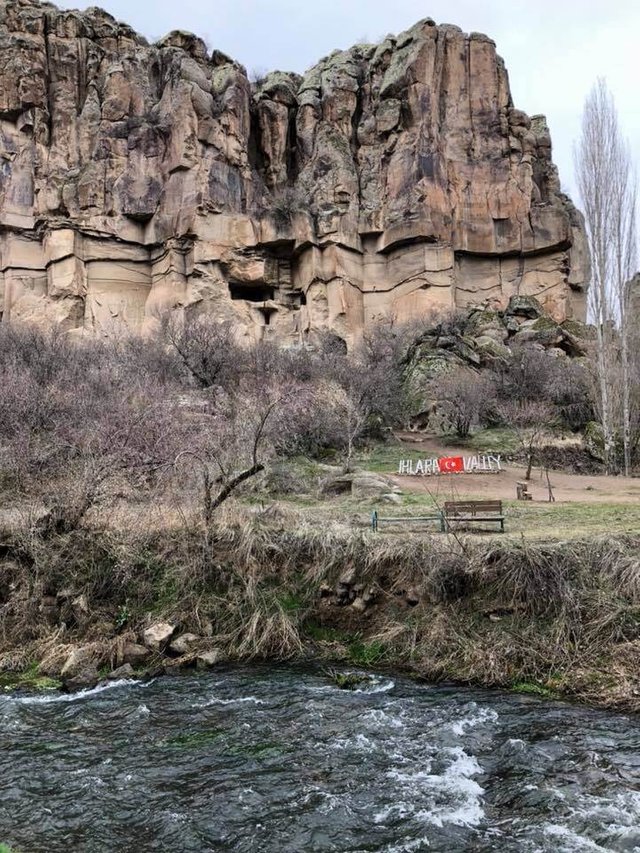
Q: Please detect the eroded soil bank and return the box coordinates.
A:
[2,518,640,710]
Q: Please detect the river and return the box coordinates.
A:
[1,666,640,852]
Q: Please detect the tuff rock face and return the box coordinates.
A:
[0,0,589,344]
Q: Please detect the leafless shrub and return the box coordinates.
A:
[173,376,308,529]
[109,333,183,386]
[0,322,182,535]
[547,357,594,430]
[491,344,556,403]
[250,66,268,88]
[426,366,496,438]
[270,186,307,226]
[161,314,243,388]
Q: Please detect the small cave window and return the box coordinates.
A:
[285,290,306,308]
[259,306,278,326]
[229,281,275,302]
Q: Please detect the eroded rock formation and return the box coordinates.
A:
[0,0,589,344]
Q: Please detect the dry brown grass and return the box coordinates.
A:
[3,508,640,708]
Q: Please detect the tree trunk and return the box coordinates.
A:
[596,321,616,474]
[621,323,632,476]
[209,463,265,514]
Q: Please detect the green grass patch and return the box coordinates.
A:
[151,574,182,614]
[503,501,640,539]
[348,639,387,666]
[352,444,422,474]
[304,622,355,644]
[441,427,520,454]
[0,663,61,692]
[324,668,375,690]
[277,591,304,613]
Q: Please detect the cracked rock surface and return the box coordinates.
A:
[0,1,589,342]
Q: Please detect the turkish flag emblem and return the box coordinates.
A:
[438,456,464,473]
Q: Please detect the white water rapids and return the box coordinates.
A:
[2,666,640,851]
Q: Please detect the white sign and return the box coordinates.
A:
[398,455,502,475]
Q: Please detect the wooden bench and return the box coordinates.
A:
[371,510,445,533]
[443,500,505,532]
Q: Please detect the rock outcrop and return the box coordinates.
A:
[0,0,589,344]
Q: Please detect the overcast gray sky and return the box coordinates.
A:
[57,0,639,202]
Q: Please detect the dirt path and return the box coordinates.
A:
[389,433,640,505]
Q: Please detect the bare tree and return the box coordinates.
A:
[174,381,289,528]
[498,400,558,481]
[575,78,639,474]
[338,393,367,472]
[612,151,638,476]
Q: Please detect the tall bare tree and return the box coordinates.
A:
[575,78,638,474]
[612,149,638,476]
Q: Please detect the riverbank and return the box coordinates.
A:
[2,511,640,711]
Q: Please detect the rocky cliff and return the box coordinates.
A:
[0,0,589,343]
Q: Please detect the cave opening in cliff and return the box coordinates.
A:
[228,282,275,302]
[258,305,278,326]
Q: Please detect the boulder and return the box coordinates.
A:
[583,421,606,462]
[362,587,377,606]
[143,621,176,651]
[505,295,545,320]
[64,667,99,692]
[107,663,135,680]
[321,471,395,498]
[351,473,395,498]
[321,474,353,496]
[196,648,226,668]
[467,310,508,342]
[474,336,511,361]
[122,642,152,667]
[169,633,201,655]
[163,655,196,674]
[561,319,592,340]
[61,647,97,679]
